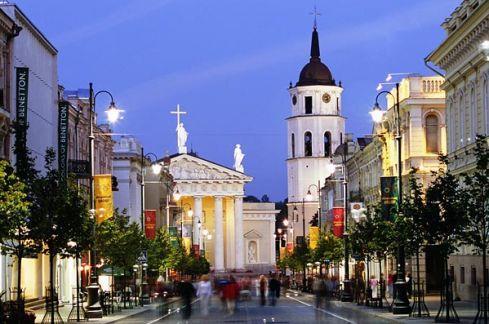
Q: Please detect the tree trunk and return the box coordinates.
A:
[483,242,487,324]
[16,249,23,321]
[416,246,421,317]
[445,257,449,322]
[76,253,80,321]
[50,252,55,324]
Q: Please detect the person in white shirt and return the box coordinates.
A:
[196,274,212,316]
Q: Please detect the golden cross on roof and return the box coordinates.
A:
[310,5,321,28]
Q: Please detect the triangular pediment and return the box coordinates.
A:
[169,154,252,182]
[244,229,262,239]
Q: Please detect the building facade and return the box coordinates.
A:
[286,24,342,244]
[0,3,59,302]
[427,0,489,300]
[112,135,143,225]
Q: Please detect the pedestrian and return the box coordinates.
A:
[313,276,326,308]
[259,274,267,306]
[387,272,394,298]
[179,279,195,320]
[223,276,240,314]
[196,274,212,316]
[268,273,280,306]
[369,275,378,299]
[406,273,413,298]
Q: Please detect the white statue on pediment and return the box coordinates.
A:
[176,122,188,154]
[234,144,245,173]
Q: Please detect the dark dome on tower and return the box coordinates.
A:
[296,27,335,87]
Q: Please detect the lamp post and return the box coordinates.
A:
[87,83,122,318]
[371,82,410,314]
[305,182,322,232]
[293,197,307,292]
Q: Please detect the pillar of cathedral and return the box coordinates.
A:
[234,196,244,269]
[214,196,224,271]
[193,196,203,251]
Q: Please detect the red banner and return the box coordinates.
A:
[192,244,200,258]
[144,210,156,239]
[332,207,344,238]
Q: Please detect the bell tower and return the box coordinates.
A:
[286,24,345,237]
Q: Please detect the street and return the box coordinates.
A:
[112,294,392,324]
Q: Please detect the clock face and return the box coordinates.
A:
[292,95,297,105]
[322,93,331,103]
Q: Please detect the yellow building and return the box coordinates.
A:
[346,75,446,294]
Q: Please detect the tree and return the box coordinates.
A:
[261,194,270,202]
[458,136,489,323]
[145,228,171,274]
[29,149,91,323]
[0,160,37,321]
[423,156,466,322]
[311,232,343,275]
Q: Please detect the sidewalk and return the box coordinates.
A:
[294,290,479,324]
[32,298,179,323]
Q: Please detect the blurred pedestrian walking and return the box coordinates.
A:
[259,275,267,306]
[268,274,281,306]
[179,279,195,320]
[223,276,240,314]
[196,274,212,316]
[313,276,327,308]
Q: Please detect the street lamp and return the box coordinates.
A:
[87,83,121,318]
[371,80,410,314]
[173,188,181,202]
[140,150,161,231]
[305,183,322,232]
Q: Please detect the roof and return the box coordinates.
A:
[357,137,373,150]
[296,26,335,87]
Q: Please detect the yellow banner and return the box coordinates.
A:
[309,226,319,249]
[279,247,286,260]
[94,174,113,223]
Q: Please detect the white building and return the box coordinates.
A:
[0,3,59,303]
[286,24,343,242]
[427,0,489,300]
[112,136,143,225]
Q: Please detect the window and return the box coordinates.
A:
[425,114,439,153]
[470,87,476,140]
[448,101,455,152]
[305,96,312,114]
[450,266,455,281]
[484,79,489,135]
[291,133,295,158]
[471,267,477,286]
[304,132,312,156]
[460,266,465,284]
[459,94,465,147]
[324,132,331,157]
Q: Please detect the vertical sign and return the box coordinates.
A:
[15,67,29,162]
[94,174,113,223]
[332,207,344,238]
[144,210,157,239]
[381,176,398,221]
[58,101,69,178]
[169,226,178,247]
[309,226,319,249]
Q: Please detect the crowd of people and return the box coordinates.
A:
[176,272,285,320]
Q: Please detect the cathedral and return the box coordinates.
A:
[286,24,345,242]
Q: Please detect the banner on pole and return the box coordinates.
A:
[381,176,398,221]
[309,226,319,249]
[144,210,157,239]
[94,174,113,223]
[332,207,344,238]
[15,67,29,162]
[58,101,69,178]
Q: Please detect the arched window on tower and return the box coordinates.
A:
[324,132,331,157]
[304,131,312,157]
[291,133,295,158]
[425,114,439,153]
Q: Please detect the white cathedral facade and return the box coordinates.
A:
[287,25,345,240]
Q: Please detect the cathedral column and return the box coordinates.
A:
[214,196,225,271]
[234,196,244,269]
[193,196,203,252]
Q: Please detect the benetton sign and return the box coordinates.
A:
[15,67,29,159]
[58,101,69,178]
